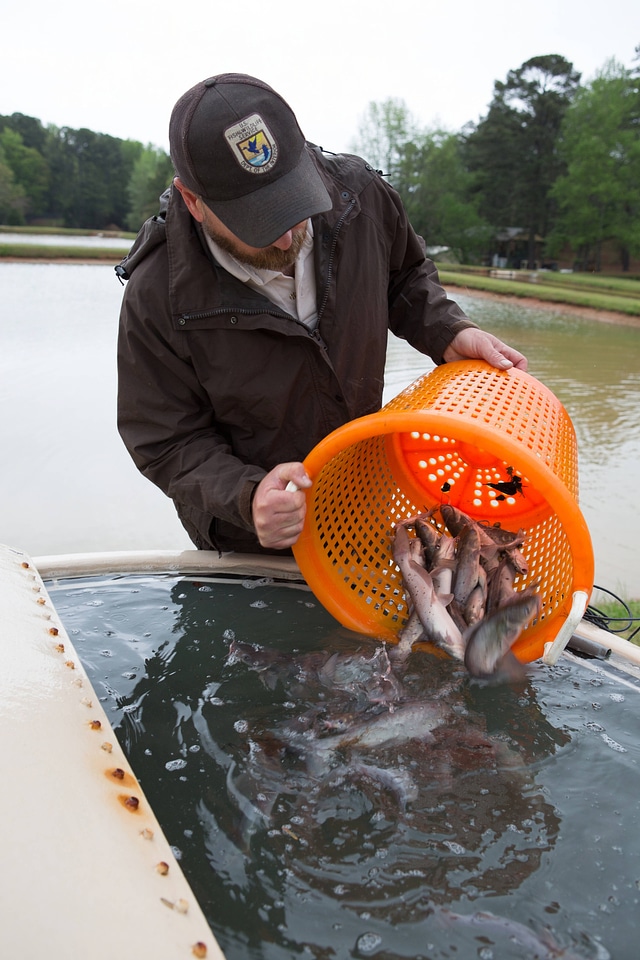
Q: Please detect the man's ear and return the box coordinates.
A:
[173,177,205,222]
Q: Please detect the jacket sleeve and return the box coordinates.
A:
[117,252,265,541]
[382,179,477,365]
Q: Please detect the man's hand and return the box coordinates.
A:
[252,462,312,550]
[443,328,527,371]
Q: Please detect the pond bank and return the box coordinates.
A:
[3,253,637,325]
[445,283,640,328]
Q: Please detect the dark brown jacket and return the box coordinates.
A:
[117,147,474,553]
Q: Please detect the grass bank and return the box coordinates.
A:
[0,243,131,261]
[438,267,640,318]
[0,224,135,239]
[589,594,640,644]
[0,225,134,262]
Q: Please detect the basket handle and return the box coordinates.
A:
[543,591,590,665]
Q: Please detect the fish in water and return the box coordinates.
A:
[311,700,450,760]
[436,906,589,960]
[392,503,539,678]
[464,591,541,678]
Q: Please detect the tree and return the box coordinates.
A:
[42,126,138,228]
[352,101,489,262]
[0,143,27,224]
[125,144,174,231]
[350,98,418,179]
[464,55,581,267]
[398,131,491,263]
[0,127,50,218]
[550,59,640,271]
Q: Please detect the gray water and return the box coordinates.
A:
[1,262,639,596]
[51,572,640,960]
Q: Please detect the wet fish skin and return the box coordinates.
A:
[452,523,484,607]
[464,592,541,678]
[431,533,457,597]
[414,511,442,568]
[478,521,529,575]
[438,907,589,960]
[311,700,450,762]
[393,524,465,661]
[441,503,501,564]
[486,556,516,615]
[463,572,487,625]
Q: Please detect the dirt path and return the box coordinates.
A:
[445,284,640,329]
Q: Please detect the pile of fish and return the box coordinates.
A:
[392,503,541,678]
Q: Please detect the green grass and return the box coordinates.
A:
[0,243,130,260]
[439,268,640,317]
[0,224,135,239]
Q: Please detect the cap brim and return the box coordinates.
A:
[202,147,332,247]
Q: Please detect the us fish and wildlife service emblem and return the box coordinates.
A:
[224,113,278,174]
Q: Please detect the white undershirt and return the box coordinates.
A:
[204,221,318,330]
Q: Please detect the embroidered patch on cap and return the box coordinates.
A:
[224,113,278,174]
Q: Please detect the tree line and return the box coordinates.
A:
[353,51,639,271]
[0,114,173,233]
[1,50,639,270]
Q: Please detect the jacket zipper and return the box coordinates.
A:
[317,198,355,321]
[177,304,330,354]
[178,305,293,324]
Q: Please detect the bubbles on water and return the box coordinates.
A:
[355,932,382,954]
[443,840,466,855]
[250,600,269,609]
[234,719,249,734]
[601,734,627,753]
[609,693,625,703]
[242,577,273,590]
[165,758,188,772]
[223,628,235,641]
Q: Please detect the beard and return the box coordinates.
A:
[202,219,308,272]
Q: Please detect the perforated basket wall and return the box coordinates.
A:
[293,361,594,662]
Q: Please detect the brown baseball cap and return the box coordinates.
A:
[169,73,332,247]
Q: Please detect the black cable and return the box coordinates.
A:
[583,584,640,642]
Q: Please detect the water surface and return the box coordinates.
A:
[1,261,639,595]
[51,572,640,960]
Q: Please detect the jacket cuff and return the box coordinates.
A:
[239,479,260,530]
[432,318,478,365]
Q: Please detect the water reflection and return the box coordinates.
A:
[1,263,639,594]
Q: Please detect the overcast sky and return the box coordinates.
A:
[3,1,638,155]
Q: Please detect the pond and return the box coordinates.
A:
[1,261,638,598]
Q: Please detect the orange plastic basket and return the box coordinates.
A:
[292,360,594,663]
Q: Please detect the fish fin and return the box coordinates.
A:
[493,650,528,683]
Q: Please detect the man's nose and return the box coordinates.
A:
[270,230,293,251]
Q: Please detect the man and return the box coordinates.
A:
[117,73,526,555]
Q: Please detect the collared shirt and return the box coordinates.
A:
[204,221,318,330]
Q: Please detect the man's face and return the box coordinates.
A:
[200,203,308,272]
